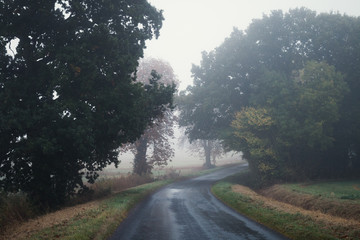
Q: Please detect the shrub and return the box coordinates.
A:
[0,191,37,232]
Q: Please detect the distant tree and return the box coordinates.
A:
[0,0,175,207]
[136,58,178,86]
[189,139,224,167]
[178,52,235,141]
[177,57,230,168]
[121,58,178,175]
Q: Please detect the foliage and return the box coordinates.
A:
[179,8,360,182]
[178,52,234,142]
[177,65,227,168]
[231,61,347,182]
[231,107,279,181]
[121,58,178,175]
[0,0,175,208]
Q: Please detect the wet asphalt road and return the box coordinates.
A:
[108,165,289,240]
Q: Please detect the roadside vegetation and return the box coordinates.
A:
[212,171,360,240]
[282,181,360,203]
[22,180,172,240]
[2,2,360,239]
[0,172,154,235]
[0,165,225,240]
[178,9,360,187]
[180,10,360,238]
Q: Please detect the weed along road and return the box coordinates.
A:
[108,165,288,240]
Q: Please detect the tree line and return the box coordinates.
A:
[178,8,360,184]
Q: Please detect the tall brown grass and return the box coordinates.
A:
[90,174,154,195]
[0,192,37,232]
[67,173,157,205]
[0,170,182,232]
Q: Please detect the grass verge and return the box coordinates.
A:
[261,182,360,222]
[23,180,172,240]
[211,172,360,240]
[2,164,233,240]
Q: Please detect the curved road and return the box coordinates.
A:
[108,165,288,240]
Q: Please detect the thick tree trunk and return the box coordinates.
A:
[133,136,150,175]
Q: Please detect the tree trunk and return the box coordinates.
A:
[133,136,150,175]
[203,140,212,168]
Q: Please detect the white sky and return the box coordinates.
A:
[144,0,360,91]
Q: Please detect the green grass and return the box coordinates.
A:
[184,165,228,177]
[212,173,339,240]
[284,180,360,202]
[28,180,173,240]
[22,165,231,240]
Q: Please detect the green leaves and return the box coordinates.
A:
[123,58,177,175]
[294,61,348,150]
[232,108,275,156]
[0,0,171,207]
[179,8,360,183]
[230,61,347,182]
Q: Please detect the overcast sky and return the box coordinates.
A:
[144,0,360,91]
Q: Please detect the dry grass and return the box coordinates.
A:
[0,173,154,239]
[232,184,360,239]
[0,164,230,240]
[0,165,201,239]
[0,192,37,232]
[0,199,102,240]
[90,174,154,194]
[260,185,360,221]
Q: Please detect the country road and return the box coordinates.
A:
[108,165,289,240]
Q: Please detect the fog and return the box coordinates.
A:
[115,126,243,169]
[112,0,360,169]
[144,0,360,90]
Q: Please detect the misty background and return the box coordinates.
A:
[114,0,360,169]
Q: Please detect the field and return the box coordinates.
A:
[212,172,360,239]
[260,180,360,223]
[283,180,360,202]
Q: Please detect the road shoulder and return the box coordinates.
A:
[212,176,360,239]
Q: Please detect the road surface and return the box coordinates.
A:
[108,165,289,240]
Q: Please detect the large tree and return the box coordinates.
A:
[122,58,178,175]
[231,62,347,182]
[179,8,360,180]
[0,0,175,207]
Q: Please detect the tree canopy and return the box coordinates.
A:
[0,0,175,207]
[178,8,360,182]
[231,61,348,182]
